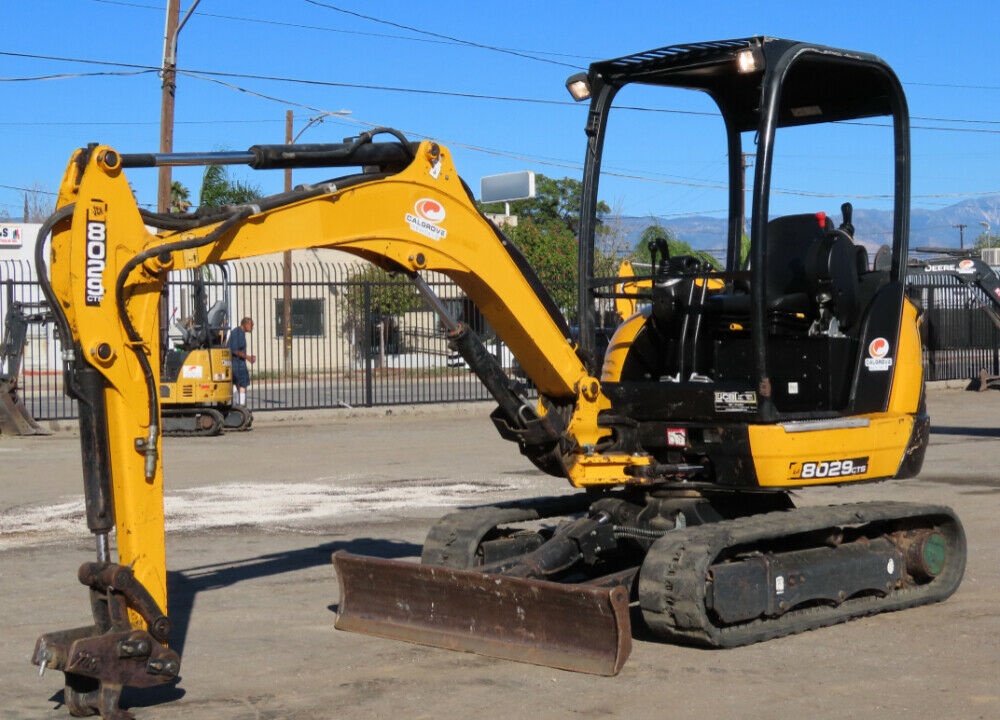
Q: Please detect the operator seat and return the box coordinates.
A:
[704,213,864,333]
[764,213,827,318]
[804,231,863,331]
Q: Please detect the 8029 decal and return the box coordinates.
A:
[789,457,869,480]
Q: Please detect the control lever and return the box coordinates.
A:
[839,202,855,238]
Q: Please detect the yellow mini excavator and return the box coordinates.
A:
[159,265,252,435]
[31,38,965,718]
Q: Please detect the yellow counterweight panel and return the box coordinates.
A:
[748,413,916,488]
[164,348,233,404]
[750,299,924,489]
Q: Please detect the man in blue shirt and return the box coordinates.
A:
[228,316,256,406]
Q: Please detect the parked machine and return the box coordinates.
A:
[908,249,1000,388]
[909,249,1000,327]
[31,37,965,718]
[0,300,52,435]
[159,265,252,435]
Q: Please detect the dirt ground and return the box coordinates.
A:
[1,386,998,720]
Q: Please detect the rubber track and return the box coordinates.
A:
[222,405,253,431]
[161,408,225,437]
[638,501,966,647]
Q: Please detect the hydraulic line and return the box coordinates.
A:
[115,207,253,478]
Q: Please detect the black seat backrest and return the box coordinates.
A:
[806,233,862,329]
[765,214,828,310]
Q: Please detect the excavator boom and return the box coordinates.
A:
[32,131,627,715]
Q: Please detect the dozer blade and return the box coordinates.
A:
[0,381,49,436]
[332,551,632,676]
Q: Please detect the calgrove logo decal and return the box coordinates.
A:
[406,198,447,240]
[864,337,893,372]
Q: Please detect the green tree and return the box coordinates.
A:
[636,222,721,271]
[343,265,422,355]
[503,217,579,313]
[974,228,998,249]
[479,174,613,317]
[480,174,609,234]
[199,165,262,207]
[170,181,191,214]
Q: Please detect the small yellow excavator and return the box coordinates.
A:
[159,265,252,435]
[31,37,964,718]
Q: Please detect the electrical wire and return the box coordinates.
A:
[86,0,592,64]
[302,0,581,69]
[4,50,1000,133]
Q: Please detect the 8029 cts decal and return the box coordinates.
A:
[789,456,869,480]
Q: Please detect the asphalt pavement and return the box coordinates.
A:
[1,387,998,720]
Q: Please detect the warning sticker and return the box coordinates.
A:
[181,365,203,379]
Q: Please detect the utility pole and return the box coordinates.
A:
[953,223,967,249]
[157,0,180,214]
[282,111,294,370]
[277,108,351,369]
[157,0,202,213]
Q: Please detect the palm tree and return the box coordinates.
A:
[199,165,262,207]
[170,181,191,214]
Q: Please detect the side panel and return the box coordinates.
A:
[747,415,915,488]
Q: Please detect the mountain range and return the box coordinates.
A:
[617,194,1000,257]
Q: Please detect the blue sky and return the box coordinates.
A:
[3,1,999,230]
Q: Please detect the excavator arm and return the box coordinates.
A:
[32,133,646,716]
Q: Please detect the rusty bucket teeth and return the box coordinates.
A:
[332,551,632,676]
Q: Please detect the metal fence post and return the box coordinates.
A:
[363,281,373,407]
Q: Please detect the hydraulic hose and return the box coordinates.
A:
[116,207,255,478]
[34,205,80,398]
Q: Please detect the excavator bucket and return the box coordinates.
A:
[332,551,632,676]
[0,380,49,436]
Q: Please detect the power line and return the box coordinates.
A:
[6,50,1000,135]
[0,118,278,128]
[178,67,578,107]
[302,0,581,69]
[1,69,155,82]
[87,0,592,63]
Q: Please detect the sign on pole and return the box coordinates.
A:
[480,171,535,204]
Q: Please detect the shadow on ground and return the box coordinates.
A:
[48,536,421,715]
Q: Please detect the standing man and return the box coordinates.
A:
[228,316,256,406]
